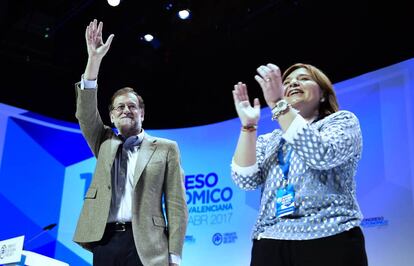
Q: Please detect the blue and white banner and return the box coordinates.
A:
[1,58,414,266]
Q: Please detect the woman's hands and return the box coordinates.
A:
[232,82,261,127]
[254,63,284,109]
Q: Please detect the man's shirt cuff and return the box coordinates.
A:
[80,75,97,90]
[169,253,181,265]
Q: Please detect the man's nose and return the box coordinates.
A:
[122,106,132,113]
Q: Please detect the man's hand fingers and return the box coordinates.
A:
[103,34,115,50]
[97,21,103,37]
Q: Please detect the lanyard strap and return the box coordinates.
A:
[277,139,293,180]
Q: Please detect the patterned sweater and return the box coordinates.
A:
[231,110,363,240]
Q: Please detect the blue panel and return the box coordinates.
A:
[55,240,92,266]
[21,112,80,129]
[0,119,63,249]
[12,117,93,166]
[1,58,414,266]
[29,240,57,260]
[0,194,44,241]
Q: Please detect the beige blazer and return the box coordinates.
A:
[73,84,188,266]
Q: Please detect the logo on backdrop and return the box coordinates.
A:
[361,216,389,228]
[186,172,233,205]
[212,233,222,246]
[185,172,234,227]
[212,232,238,246]
[0,245,6,259]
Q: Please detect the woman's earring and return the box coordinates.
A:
[320,98,325,102]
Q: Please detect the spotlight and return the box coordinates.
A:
[107,0,120,7]
[140,34,160,49]
[177,9,191,20]
[44,27,50,38]
[143,34,154,42]
[165,3,173,10]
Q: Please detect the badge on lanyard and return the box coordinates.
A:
[276,139,295,218]
[276,184,295,218]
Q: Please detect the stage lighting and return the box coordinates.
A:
[107,0,120,7]
[177,9,191,20]
[165,3,173,10]
[143,34,154,42]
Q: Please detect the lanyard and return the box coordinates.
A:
[277,139,293,181]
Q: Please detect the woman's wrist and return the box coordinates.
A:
[241,124,257,132]
[268,97,283,110]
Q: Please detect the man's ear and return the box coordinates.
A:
[110,112,115,124]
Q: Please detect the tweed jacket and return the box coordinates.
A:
[73,84,188,266]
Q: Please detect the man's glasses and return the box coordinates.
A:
[112,104,139,113]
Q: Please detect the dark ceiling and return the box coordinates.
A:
[1,0,413,129]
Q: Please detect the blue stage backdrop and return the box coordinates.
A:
[1,58,414,266]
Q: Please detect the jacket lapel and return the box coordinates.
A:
[104,137,123,184]
[132,135,157,189]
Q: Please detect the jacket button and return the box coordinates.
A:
[108,185,111,190]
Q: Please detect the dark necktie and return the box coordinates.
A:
[115,136,141,200]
